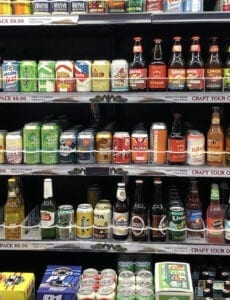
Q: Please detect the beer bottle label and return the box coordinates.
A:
[129,68,147,90]
[151,214,167,238]
[40,210,55,227]
[131,214,146,237]
[113,212,129,236]
[205,68,222,90]
[168,139,185,163]
[148,65,166,89]
[207,217,223,237]
[186,68,204,90]
[207,139,223,162]
[168,68,185,90]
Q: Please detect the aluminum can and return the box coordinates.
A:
[93,203,111,239]
[136,270,153,283]
[146,0,163,11]
[88,0,108,12]
[82,268,99,280]
[136,288,154,300]
[112,132,130,164]
[136,281,154,291]
[55,60,75,92]
[2,60,19,92]
[59,129,77,163]
[164,0,184,11]
[75,60,92,92]
[76,203,93,238]
[38,60,56,92]
[80,279,98,290]
[77,287,96,300]
[184,0,203,11]
[96,286,115,300]
[0,1,12,14]
[111,59,129,92]
[33,0,51,14]
[117,261,135,274]
[77,130,95,164]
[19,60,37,92]
[70,0,88,14]
[99,279,116,291]
[5,131,23,164]
[186,130,205,166]
[95,131,112,164]
[0,130,7,164]
[108,0,126,12]
[101,269,117,281]
[51,0,69,14]
[168,204,186,242]
[41,122,60,164]
[116,288,136,300]
[23,122,41,164]
[117,282,136,292]
[14,0,32,14]
[150,122,167,164]
[118,271,135,283]
[92,60,110,92]
[135,261,152,272]
[56,204,75,240]
[131,130,148,164]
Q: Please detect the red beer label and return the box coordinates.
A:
[186,68,204,90]
[148,65,167,89]
[129,68,147,90]
[168,138,186,163]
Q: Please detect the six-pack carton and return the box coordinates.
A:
[0,272,35,300]
[37,265,82,300]
[155,261,194,300]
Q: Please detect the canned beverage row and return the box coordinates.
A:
[0,0,206,16]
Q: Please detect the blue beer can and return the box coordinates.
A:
[2,61,20,92]
[184,0,203,11]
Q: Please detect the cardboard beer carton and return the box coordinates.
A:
[37,265,82,300]
[0,272,35,300]
[155,262,194,300]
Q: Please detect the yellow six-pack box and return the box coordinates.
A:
[0,272,35,300]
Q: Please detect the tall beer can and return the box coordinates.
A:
[5,131,23,164]
[20,60,37,92]
[0,130,7,164]
[55,60,75,92]
[75,60,92,92]
[93,203,111,239]
[41,122,60,164]
[59,130,78,163]
[2,61,20,92]
[111,59,129,92]
[131,130,149,164]
[33,0,51,15]
[112,132,130,164]
[23,122,41,164]
[38,60,56,92]
[76,203,93,238]
[150,122,167,164]
[184,0,203,11]
[77,130,95,164]
[95,131,112,164]
[92,60,110,92]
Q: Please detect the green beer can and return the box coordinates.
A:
[116,288,135,300]
[19,60,38,92]
[23,122,41,164]
[41,122,60,164]
[38,60,56,92]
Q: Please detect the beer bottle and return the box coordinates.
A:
[4,178,22,240]
[206,183,224,244]
[186,36,204,91]
[223,44,230,91]
[185,179,205,239]
[167,36,185,91]
[148,38,166,91]
[131,179,148,241]
[224,194,230,243]
[112,182,129,240]
[205,36,223,91]
[207,106,224,167]
[129,37,147,91]
[150,178,167,242]
[168,112,186,165]
[40,178,56,239]
[225,125,230,166]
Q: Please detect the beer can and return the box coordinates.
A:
[75,60,92,92]
[51,0,69,14]
[77,287,96,300]
[0,130,7,164]
[184,0,203,11]
[41,122,60,164]
[88,0,108,12]
[82,268,99,280]
[108,0,126,12]
[117,282,136,293]
[117,261,135,274]
[112,132,130,164]
[186,130,205,166]
[55,60,75,92]
[92,60,110,92]
[93,203,111,239]
[0,0,12,14]
[136,270,153,283]
[111,59,129,92]
[150,122,167,164]
[77,130,95,164]
[164,0,184,11]
[101,268,117,282]
[38,60,56,92]
[80,278,98,290]
[2,60,19,92]
[76,203,93,239]
[59,130,77,163]
[136,288,154,300]
[131,130,148,164]
[95,131,112,164]
[20,60,37,92]
[99,279,116,291]
[33,0,51,15]
[56,204,75,240]
[14,0,32,14]
[23,122,41,164]
[5,131,23,164]
[70,0,88,14]
[118,271,135,283]
[136,281,154,291]
[116,288,136,300]
[96,286,115,300]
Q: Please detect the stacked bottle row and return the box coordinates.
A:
[1,35,230,93]
[1,106,230,166]
[3,175,230,244]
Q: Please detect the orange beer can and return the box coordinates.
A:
[14,0,32,14]
[150,122,167,164]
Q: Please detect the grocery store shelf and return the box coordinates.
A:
[0,92,229,103]
[0,164,229,177]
